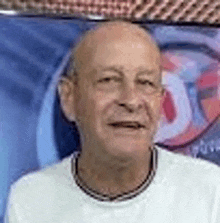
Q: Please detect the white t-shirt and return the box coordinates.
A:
[4,147,220,223]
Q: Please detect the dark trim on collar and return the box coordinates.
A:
[71,147,158,202]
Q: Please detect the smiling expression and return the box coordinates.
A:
[62,22,164,157]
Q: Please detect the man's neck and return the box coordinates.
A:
[76,147,153,198]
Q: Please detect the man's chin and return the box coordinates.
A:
[104,139,150,158]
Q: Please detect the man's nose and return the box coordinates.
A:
[116,83,143,112]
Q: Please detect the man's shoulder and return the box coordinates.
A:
[158,147,220,187]
[9,153,75,205]
[5,153,82,222]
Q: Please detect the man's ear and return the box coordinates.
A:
[159,87,166,114]
[161,87,166,98]
[58,77,76,122]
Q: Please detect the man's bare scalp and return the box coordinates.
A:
[72,21,160,78]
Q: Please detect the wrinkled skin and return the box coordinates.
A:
[59,21,164,196]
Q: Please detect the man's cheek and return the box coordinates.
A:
[143,100,157,121]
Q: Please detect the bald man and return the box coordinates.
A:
[5,21,220,223]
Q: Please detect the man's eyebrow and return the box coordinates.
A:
[136,68,159,76]
[98,66,160,77]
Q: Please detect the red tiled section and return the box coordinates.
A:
[0,0,219,24]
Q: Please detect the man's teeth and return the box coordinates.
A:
[110,122,142,128]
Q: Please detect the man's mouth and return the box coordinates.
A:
[108,121,145,130]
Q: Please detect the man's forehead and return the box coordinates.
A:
[72,21,161,79]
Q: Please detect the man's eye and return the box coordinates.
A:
[99,77,112,82]
[98,77,120,83]
[138,80,154,86]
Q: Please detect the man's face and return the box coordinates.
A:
[72,31,163,157]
